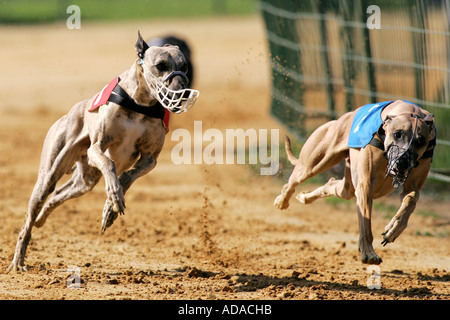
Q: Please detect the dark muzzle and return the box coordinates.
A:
[385,145,418,188]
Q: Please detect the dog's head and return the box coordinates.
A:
[380,112,435,188]
[135,31,199,113]
[147,35,194,86]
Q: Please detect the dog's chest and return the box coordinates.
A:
[106,116,164,173]
[120,119,147,148]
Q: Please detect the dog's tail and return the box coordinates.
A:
[284,135,298,166]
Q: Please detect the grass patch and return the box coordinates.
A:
[373,202,398,219]
[0,0,258,24]
[415,209,439,219]
[415,228,449,238]
[324,196,355,211]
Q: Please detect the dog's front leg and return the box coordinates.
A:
[381,191,418,246]
[101,153,157,231]
[355,182,382,264]
[87,143,125,215]
[382,160,429,246]
[352,149,382,265]
[120,154,157,193]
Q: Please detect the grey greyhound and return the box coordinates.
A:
[8,31,199,272]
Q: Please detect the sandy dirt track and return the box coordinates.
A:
[0,17,449,301]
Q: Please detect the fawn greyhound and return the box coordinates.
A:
[274,100,436,264]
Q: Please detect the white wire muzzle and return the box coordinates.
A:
[141,59,199,114]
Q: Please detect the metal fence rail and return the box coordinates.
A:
[260,0,450,182]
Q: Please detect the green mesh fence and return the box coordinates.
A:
[260,0,450,182]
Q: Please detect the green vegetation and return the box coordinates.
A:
[0,0,258,24]
[415,228,449,238]
[373,202,398,219]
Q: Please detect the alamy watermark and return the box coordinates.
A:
[170,121,279,175]
[66,265,81,289]
[66,5,81,30]
[366,5,381,29]
[366,265,381,289]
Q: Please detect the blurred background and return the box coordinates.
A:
[261,0,450,184]
[0,0,258,23]
[0,0,448,300]
[1,0,448,184]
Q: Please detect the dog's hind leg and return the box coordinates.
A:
[8,179,54,271]
[8,120,82,271]
[274,166,309,210]
[274,124,349,210]
[34,157,101,228]
[297,156,355,204]
[275,155,349,209]
[8,148,77,272]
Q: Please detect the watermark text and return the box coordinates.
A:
[66,5,81,30]
[366,265,381,289]
[366,5,381,29]
[171,121,279,175]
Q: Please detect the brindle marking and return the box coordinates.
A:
[8,31,193,272]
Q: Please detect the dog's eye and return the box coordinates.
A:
[155,62,169,72]
[393,130,403,140]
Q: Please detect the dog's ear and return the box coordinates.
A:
[163,43,180,50]
[423,113,435,132]
[379,115,395,137]
[377,125,386,138]
[382,115,395,127]
[423,113,434,125]
[135,30,149,59]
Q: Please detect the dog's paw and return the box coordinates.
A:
[359,242,383,265]
[381,230,397,246]
[7,260,27,273]
[101,200,125,232]
[296,192,307,204]
[101,211,117,232]
[273,195,289,210]
[110,192,126,213]
[105,182,125,213]
[361,252,383,265]
[381,217,406,246]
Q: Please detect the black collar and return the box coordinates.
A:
[107,81,166,120]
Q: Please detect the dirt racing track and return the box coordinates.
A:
[0,17,449,300]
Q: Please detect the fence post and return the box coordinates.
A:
[362,0,377,103]
[340,0,357,112]
[318,0,336,120]
[409,0,427,102]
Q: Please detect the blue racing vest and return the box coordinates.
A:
[348,101,411,148]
